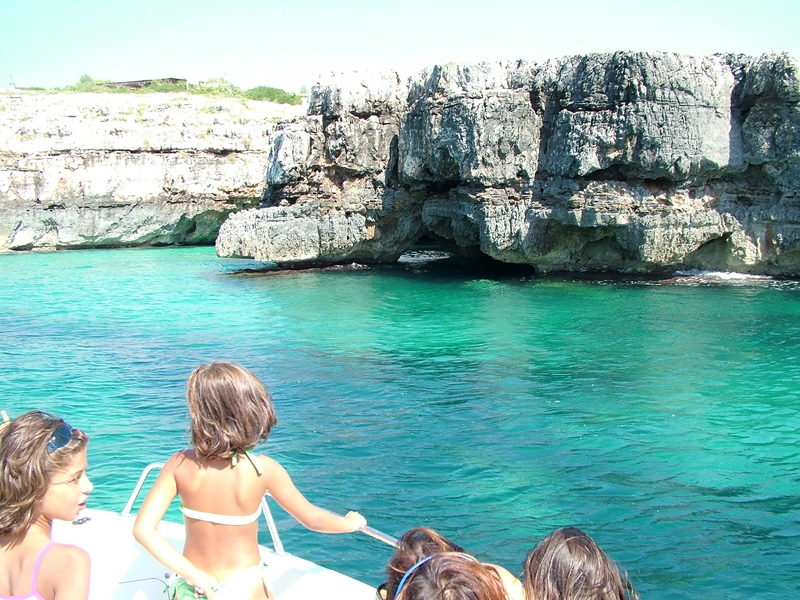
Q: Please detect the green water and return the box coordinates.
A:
[1,246,799,599]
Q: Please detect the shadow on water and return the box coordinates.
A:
[221,245,659,283]
[225,249,793,288]
[223,253,539,282]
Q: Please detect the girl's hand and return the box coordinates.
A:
[186,569,219,600]
[344,511,367,531]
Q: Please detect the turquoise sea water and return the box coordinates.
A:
[1,246,799,599]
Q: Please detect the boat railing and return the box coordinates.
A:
[121,462,397,557]
[121,463,164,518]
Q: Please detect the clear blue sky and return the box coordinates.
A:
[1,0,798,93]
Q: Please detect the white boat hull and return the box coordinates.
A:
[53,509,376,600]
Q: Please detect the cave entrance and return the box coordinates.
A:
[396,233,535,277]
[397,234,456,265]
[399,232,484,262]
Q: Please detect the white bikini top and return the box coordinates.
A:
[179,450,264,526]
[179,503,262,526]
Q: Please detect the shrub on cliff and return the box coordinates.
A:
[61,74,105,92]
[141,80,190,93]
[51,75,302,105]
[243,86,302,105]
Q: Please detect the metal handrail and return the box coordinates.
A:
[358,524,398,548]
[121,462,164,517]
[263,490,398,549]
[261,495,285,555]
[121,463,397,554]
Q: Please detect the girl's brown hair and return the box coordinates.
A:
[396,553,507,600]
[522,527,639,600]
[186,362,278,460]
[385,528,466,600]
[0,410,88,536]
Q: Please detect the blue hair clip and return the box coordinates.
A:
[394,553,479,599]
[394,555,434,599]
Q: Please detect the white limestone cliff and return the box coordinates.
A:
[0,91,303,249]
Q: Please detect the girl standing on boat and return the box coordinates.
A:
[133,361,367,600]
[0,410,93,600]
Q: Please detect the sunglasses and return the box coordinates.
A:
[47,423,75,453]
[375,582,387,600]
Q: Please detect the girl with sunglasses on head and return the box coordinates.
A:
[0,410,93,600]
[379,528,524,600]
[133,361,368,600]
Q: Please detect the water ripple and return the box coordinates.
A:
[1,248,800,598]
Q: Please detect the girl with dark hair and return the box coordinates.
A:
[523,527,639,600]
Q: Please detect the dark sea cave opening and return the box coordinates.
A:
[394,234,537,280]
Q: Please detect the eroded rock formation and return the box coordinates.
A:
[0,92,303,250]
[217,52,800,275]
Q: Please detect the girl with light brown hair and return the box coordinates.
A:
[133,361,367,600]
[380,527,524,600]
[522,527,639,600]
[391,552,508,600]
[0,410,93,600]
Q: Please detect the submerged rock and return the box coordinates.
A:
[217,52,800,275]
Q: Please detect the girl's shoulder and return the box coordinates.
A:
[484,563,525,600]
[160,449,201,479]
[43,542,89,567]
[38,543,90,597]
[251,452,283,474]
[165,448,198,466]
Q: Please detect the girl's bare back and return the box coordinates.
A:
[173,450,268,580]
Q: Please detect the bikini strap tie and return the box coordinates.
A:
[232,450,263,476]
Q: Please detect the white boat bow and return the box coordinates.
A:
[52,464,389,600]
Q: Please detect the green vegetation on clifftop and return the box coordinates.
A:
[30,75,303,105]
[242,86,302,104]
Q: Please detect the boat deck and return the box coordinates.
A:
[53,508,376,600]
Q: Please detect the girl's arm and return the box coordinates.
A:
[262,456,367,533]
[485,563,525,600]
[132,453,219,600]
[48,545,90,600]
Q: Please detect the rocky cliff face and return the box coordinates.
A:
[0,92,303,250]
[217,52,800,275]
